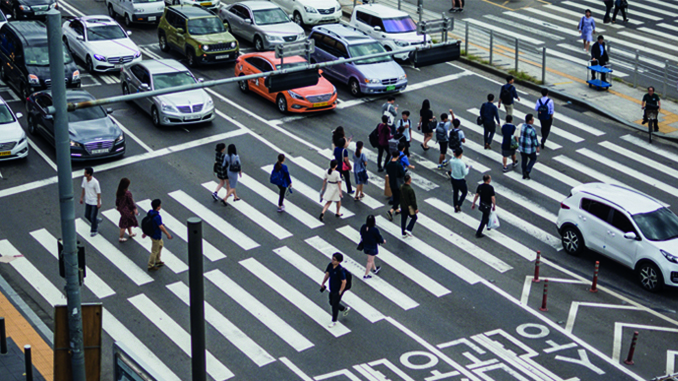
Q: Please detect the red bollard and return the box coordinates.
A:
[533,251,541,283]
[539,279,549,312]
[589,261,600,293]
[624,331,639,365]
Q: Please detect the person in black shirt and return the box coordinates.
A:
[385,151,405,221]
[320,252,350,327]
[471,175,496,238]
[641,86,661,132]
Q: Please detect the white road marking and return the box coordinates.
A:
[658,22,678,33]
[515,98,606,136]
[472,106,582,144]
[621,134,678,163]
[483,14,566,41]
[639,27,678,43]
[109,115,153,153]
[27,138,57,171]
[562,1,644,24]
[565,301,641,333]
[641,0,678,11]
[490,180,559,223]
[600,141,678,181]
[503,171,568,202]
[408,130,492,173]
[612,323,678,362]
[279,357,314,381]
[318,148,386,190]
[463,18,546,45]
[505,11,604,36]
[541,5,623,29]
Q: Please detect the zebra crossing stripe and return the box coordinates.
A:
[620,134,678,164]
[613,33,678,61]
[319,148,387,190]
[305,236,420,310]
[459,114,563,152]
[472,107,583,144]
[489,181,559,223]
[128,294,234,380]
[504,11,601,36]
[641,0,678,11]
[29,229,115,299]
[75,218,154,286]
[561,1,644,24]
[599,141,678,181]
[525,7,615,31]
[201,181,293,239]
[580,0,665,20]
[482,14,566,41]
[273,246,386,323]
[515,98,606,136]
[408,130,491,173]
[532,163,582,188]
[463,18,546,45]
[166,281,277,367]
[168,190,259,250]
[240,257,351,337]
[542,4,623,29]
[335,226,451,297]
[205,269,314,352]
[503,171,568,203]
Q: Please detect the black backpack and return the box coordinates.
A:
[228,155,241,172]
[537,99,551,120]
[141,211,157,236]
[500,84,513,104]
[449,128,461,151]
[342,267,353,291]
[368,124,380,148]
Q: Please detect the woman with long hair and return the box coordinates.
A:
[221,144,242,206]
[360,215,385,279]
[332,126,351,148]
[418,99,435,150]
[353,141,368,201]
[212,143,229,201]
[319,159,343,221]
[270,153,292,212]
[115,177,138,242]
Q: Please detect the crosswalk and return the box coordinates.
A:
[1,93,676,379]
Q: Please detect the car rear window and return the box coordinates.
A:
[632,207,678,241]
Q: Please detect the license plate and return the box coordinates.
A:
[386,85,396,91]
[0,151,10,156]
[322,17,335,21]
[148,16,156,21]
[215,54,230,60]
[184,116,200,121]
[92,148,109,154]
[313,102,329,107]
[200,2,212,6]
[114,64,123,68]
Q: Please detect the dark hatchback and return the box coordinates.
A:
[1,0,58,20]
[26,90,125,161]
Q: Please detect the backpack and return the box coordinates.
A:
[388,138,399,153]
[368,124,380,148]
[228,155,241,172]
[383,111,394,126]
[270,167,284,186]
[537,99,551,120]
[435,122,447,142]
[500,84,513,104]
[449,128,461,151]
[141,211,157,236]
[342,267,352,291]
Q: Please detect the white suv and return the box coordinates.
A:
[349,3,431,61]
[270,0,341,26]
[557,183,678,292]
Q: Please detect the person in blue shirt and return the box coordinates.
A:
[398,143,415,172]
[479,94,501,150]
[497,75,520,117]
[142,199,173,271]
[270,154,292,212]
[449,148,470,213]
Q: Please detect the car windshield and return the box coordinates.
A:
[253,9,290,25]
[132,0,161,2]
[382,17,417,33]
[275,61,307,70]
[348,42,391,64]
[632,207,678,241]
[0,105,15,124]
[25,46,73,66]
[87,25,127,41]
[152,71,196,90]
[187,17,225,35]
[68,105,106,123]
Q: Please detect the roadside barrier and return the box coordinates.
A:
[533,250,541,283]
[0,316,6,354]
[539,279,549,312]
[589,261,600,293]
[624,331,639,365]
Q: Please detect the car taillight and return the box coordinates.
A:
[560,202,570,209]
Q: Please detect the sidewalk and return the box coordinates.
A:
[338,0,678,140]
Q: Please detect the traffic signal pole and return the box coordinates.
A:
[46,10,87,381]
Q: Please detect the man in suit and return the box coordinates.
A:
[591,35,610,82]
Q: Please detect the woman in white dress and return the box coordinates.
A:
[320,159,343,221]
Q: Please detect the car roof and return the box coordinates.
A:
[168,4,216,18]
[354,4,409,18]
[78,15,119,27]
[311,24,373,44]
[572,182,664,215]
[138,59,189,74]
[237,1,280,11]
[5,21,47,45]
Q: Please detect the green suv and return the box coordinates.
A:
[158,5,238,67]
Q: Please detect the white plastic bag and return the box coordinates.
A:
[488,210,500,230]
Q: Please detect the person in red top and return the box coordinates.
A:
[376,114,392,172]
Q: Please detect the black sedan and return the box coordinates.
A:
[1,0,57,20]
[26,90,125,161]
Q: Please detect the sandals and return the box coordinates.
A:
[234,197,241,201]
[354,197,360,201]
[319,213,324,221]
[129,233,137,238]
[221,199,228,207]
[119,238,127,242]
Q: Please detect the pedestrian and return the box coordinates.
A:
[360,215,385,279]
[449,0,464,12]
[612,0,628,23]
[353,141,368,201]
[382,96,398,134]
[590,35,609,82]
[332,126,351,149]
[115,177,138,242]
[449,148,470,213]
[534,88,554,149]
[399,174,418,238]
[603,0,613,23]
[448,118,466,154]
[479,94,500,149]
[79,167,102,237]
[398,143,415,172]
[385,151,405,221]
[334,137,353,194]
[270,154,292,213]
[319,159,343,221]
[641,86,661,132]
[578,9,596,52]
[497,75,520,117]
[320,252,350,328]
[212,143,229,201]
[395,110,411,157]
[435,112,452,169]
[221,144,242,206]
[142,199,173,271]
[500,115,519,172]
[376,115,392,172]
[418,99,436,151]
[471,175,496,238]
[518,114,540,180]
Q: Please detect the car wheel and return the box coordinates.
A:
[561,226,584,256]
[86,56,95,74]
[238,74,249,93]
[186,49,197,67]
[254,36,264,52]
[27,114,36,135]
[124,13,132,27]
[638,261,664,292]
[108,4,116,18]
[293,11,304,27]
[159,33,169,52]
[349,78,361,97]
[277,94,288,113]
[151,106,161,127]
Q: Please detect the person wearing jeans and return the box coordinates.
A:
[479,94,500,149]
[80,167,102,237]
[471,175,496,238]
[518,114,540,180]
[399,174,418,238]
[449,148,470,213]
[320,253,350,328]
[376,115,392,172]
[271,154,292,213]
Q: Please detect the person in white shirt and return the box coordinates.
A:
[534,88,555,149]
[80,167,102,237]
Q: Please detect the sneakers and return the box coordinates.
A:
[328,322,336,328]
[363,275,372,279]
[348,190,355,194]
[90,231,98,237]
[277,205,285,213]
[211,192,220,201]
[386,210,393,221]
[378,168,384,173]
[404,230,413,238]
[96,217,103,223]
[502,166,509,172]
[512,162,519,168]
[476,233,485,238]
[454,205,461,213]
[343,306,351,317]
[373,266,381,274]
[147,265,159,271]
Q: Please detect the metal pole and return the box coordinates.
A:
[46,10,87,381]
[515,39,519,73]
[489,30,494,65]
[464,21,469,55]
[0,317,6,354]
[398,0,401,10]
[418,4,423,25]
[25,345,33,381]
[188,217,206,381]
[353,0,357,10]
[541,47,546,84]
[663,60,669,98]
[633,49,639,88]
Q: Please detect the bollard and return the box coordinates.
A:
[633,50,639,88]
[514,39,519,73]
[589,261,599,293]
[464,21,469,55]
[0,317,6,354]
[489,30,494,65]
[532,251,541,283]
[624,331,639,365]
[25,345,33,381]
[539,279,549,312]
[541,47,546,85]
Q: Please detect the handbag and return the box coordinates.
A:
[341,149,352,171]
[510,136,519,150]
[358,169,369,183]
[356,240,364,251]
[476,116,483,126]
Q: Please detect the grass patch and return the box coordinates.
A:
[508,69,542,85]
[612,77,624,83]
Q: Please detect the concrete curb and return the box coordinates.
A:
[0,272,54,346]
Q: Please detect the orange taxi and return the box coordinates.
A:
[235,52,337,113]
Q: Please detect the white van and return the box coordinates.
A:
[106,0,165,27]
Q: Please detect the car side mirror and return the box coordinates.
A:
[198,78,204,82]
[623,232,638,240]
[140,83,150,91]
[44,114,53,120]
[6,15,10,20]
[177,28,185,34]
[126,30,132,36]
[245,18,252,24]
[15,112,23,119]
[76,35,84,41]
[374,26,382,32]
[106,108,113,114]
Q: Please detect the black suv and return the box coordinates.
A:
[1,0,58,20]
[0,21,81,101]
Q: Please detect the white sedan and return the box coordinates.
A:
[0,96,27,161]
[62,15,141,74]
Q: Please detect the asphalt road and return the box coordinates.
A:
[0,1,677,380]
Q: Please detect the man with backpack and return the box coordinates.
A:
[497,75,520,117]
[448,118,466,154]
[142,199,173,271]
[534,88,555,149]
[435,112,452,169]
[320,252,351,328]
[382,97,398,134]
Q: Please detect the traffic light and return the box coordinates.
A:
[58,239,86,285]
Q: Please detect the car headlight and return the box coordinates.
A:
[134,7,143,12]
[134,51,141,58]
[288,90,304,100]
[115,134,124,143]
[18,137,26,145]
[336,2,341,10]
[364,78,380,84]
[266,35,283,42]
[93,54,107,62]
[398,74,407,81]
[73,70,80,81]
[70,140,83,148]
[161,102,177,113]
[661,250,678,264]
[206,98,214,108]
[202,44,210,51]
[395,40,409,47]
[231,41,237,48]
[304,5,317,13]
[332,86,336,96]
[298,32,305,40]
[27,74,40,86]
[18,5,31,11]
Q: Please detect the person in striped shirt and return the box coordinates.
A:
[518,114,540,180]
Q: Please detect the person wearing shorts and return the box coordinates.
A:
[501,115,519,172]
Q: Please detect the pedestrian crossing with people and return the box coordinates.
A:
[1,95,677,379]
